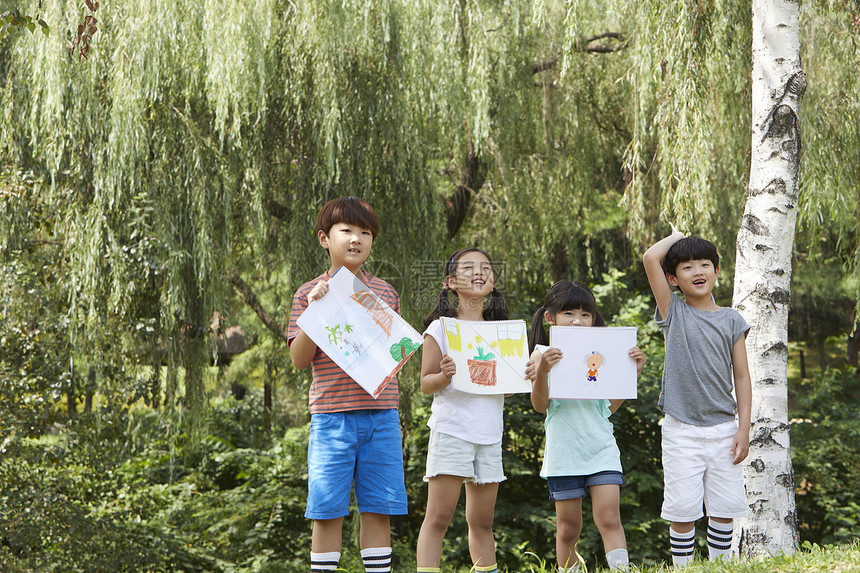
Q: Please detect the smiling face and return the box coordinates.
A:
[444,250,495,299]
[546,308,595,328]
[667,258,719,299]
[318,222,374,274]
[586,352,603,369]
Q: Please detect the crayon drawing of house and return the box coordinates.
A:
[350,291,393,336]
[444,320,462,352]
[492,322,526,358]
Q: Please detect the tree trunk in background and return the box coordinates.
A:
[264,360,274,432]
[732,0,804,558]
[84,367,96,413]
[817,338,827,372]
[846,321,858,366]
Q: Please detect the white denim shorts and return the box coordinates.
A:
[661,415,750,522]
[424,430,506,485]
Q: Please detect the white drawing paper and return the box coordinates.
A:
[440,317,531,395]
[547,326,638,399]
[297,266,423,398]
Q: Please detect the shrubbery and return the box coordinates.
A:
[1,269,858,570]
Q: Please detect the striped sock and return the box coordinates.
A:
[559,566,579,573]
[416,568,440,573]
[311,551,340,573]
[361,546,392,573]
[669,527,695,568]
[606,547,629,569]
[707,519,733,561]
[474,564,498,573]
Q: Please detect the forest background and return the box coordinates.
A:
[1,0,859,571]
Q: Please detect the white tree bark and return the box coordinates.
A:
[732,0,805,558]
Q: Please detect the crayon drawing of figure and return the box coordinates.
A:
[585,351,604,384]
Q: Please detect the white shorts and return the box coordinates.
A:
[661,415,750,522]
[424,430,506,485]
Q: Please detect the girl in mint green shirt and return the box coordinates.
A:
[526,281,646,572]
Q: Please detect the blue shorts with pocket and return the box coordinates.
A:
[547,470,625,501]
[305,409,408,520]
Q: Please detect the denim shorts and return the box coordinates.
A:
[424,430,506,485]
[305,409,407,520]
[547,471,625,501]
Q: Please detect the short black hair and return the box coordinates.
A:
[661,236,720,276]
[315,196,380,238]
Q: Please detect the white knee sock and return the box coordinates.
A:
[311,551,340,572]
[606,547,629,569]
[669,527,695,568]
[707,519,734,561]
[361,546,392,573]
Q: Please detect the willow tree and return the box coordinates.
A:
[0,0,442,419]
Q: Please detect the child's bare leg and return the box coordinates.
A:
[359,512,390,548]
[591,484,628,568]
[417,475,463,567]
[555,498,583,570]
[465,481,499,568]
[591,484,626,551]
[312,517,344,552]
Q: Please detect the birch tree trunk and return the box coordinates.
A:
[732,0,805,558]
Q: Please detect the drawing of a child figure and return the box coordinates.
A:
[586,351,604,383]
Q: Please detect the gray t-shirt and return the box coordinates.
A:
[656,293,750,426]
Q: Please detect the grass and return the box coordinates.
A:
[495,542,860,573]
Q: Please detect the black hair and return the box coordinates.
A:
[423,247,510,329]
[528,280,605,353]
[315,196,381,238]
[661,235,720,277]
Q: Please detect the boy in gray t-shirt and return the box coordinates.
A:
[643,228,752,568]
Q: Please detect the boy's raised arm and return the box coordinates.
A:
[642,229,685,320]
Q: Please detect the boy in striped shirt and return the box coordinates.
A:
[288,197,407,573]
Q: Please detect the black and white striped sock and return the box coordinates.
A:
[670,527,695,568]
[310,551,340,573]
[707,519,733,561]
[361,546,392,573]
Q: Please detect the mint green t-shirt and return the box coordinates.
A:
[540,397,622,478]
[536,345,622,478]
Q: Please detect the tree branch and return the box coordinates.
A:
[228,274,288,343]
[444,128,483,240]
[264,197,291,222]
[532,32,627,74]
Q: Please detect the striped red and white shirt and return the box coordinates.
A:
[288,270,401,414]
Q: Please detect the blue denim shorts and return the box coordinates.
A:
[305,409,407,520]
[547,470,625,501]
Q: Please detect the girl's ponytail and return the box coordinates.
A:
[423,287,456,329]
[482,287,510,322]
[528,305,549,353]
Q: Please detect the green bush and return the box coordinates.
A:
[791,366,860,546]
